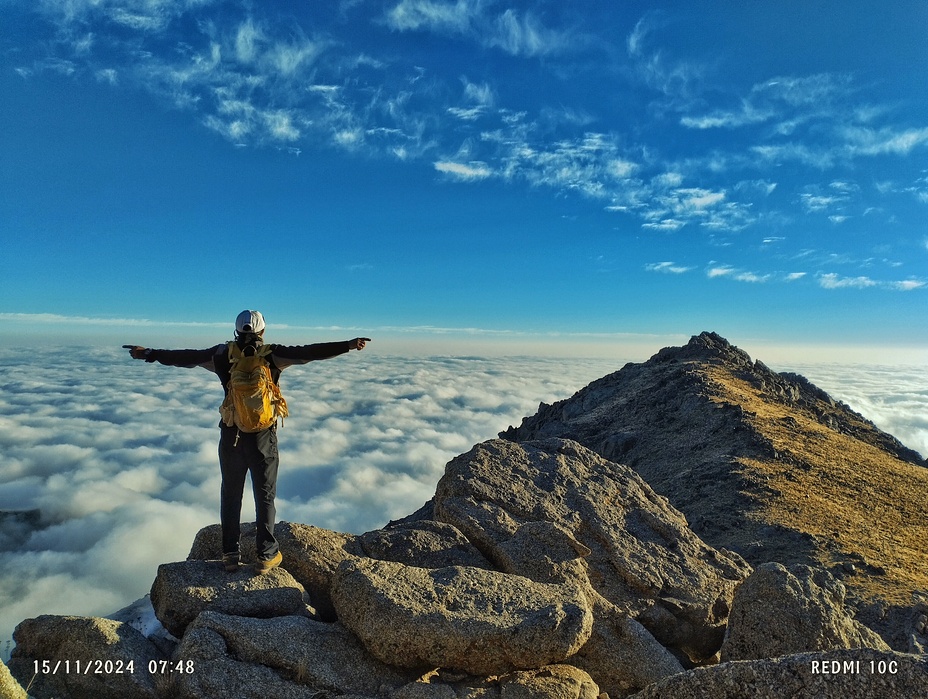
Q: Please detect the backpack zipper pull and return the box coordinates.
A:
[234,429,240,447]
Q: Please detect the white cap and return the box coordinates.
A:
[235,310,266,334]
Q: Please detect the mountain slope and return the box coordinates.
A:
[501,332,928,622]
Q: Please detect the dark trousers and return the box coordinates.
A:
[218,425,280,560]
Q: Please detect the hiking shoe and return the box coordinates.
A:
[222,552,240,573]
[254,550,282,574]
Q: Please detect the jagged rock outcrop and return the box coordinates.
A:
[149,560,313,637]
[434,437,751,663]
[628,648,928,699]
[500,331,928,648]
[331,557,594,675]
[721,563,890,661]
[8,616,164,699]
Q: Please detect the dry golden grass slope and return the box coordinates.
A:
[501,332,927,642]
[704,362,928,607]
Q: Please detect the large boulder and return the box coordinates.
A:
[628,648,928,699]
[721,563,891,661]
[433,438,750,662]
[331,557,594,675]
[8,616,163,699]
[188,521,362,621]
[149,560,312,637]
[172,611,419,699]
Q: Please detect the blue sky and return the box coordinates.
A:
[2,0,927,358]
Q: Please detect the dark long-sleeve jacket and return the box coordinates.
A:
[143,341,350,395]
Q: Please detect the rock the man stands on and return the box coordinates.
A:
[125,310,369,574]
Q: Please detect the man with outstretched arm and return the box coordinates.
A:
[125,310,369,574]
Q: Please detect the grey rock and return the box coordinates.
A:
[908,592,928,654]
[187,521,361,621]
[494,520,592,584]
[149,559,312,637]
[568,592,684,697]
[721,563,891,661]
[170,622,321,699]
[172,611,418,699]
[433,438,750,662]
[360,519,494,570]
[628,648,928,699]
[8,615,163,699]
[332,557,593,675]
[496,666,601,699]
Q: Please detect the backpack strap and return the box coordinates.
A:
[227,341,272,364]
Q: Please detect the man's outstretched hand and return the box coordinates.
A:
[123,345,149,360]
[349,338,371,351]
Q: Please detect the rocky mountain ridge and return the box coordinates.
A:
[5,332,927,699]
[501,332,928,631]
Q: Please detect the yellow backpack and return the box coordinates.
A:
[219,342,289,432]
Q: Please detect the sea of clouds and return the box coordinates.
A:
[1,346,926,658]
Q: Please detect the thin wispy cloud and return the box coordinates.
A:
[642,218,685,232]
[842,126,928,157]
[645,261,692,274]
[734,271,770,283]
[385,0,576,57]
[434,160,493,180]
[818,273,926,291]
[682,74,853,131]
[0,313,227,328]
[704,265,779,284]
[385,0,476,34]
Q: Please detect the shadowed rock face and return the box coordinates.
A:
[500,331,928,630]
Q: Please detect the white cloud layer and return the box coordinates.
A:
[0,346,619,657]
[1,345,926,660]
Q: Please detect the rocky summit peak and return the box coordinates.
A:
[652,331,753,366]
[501,332,928,643]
